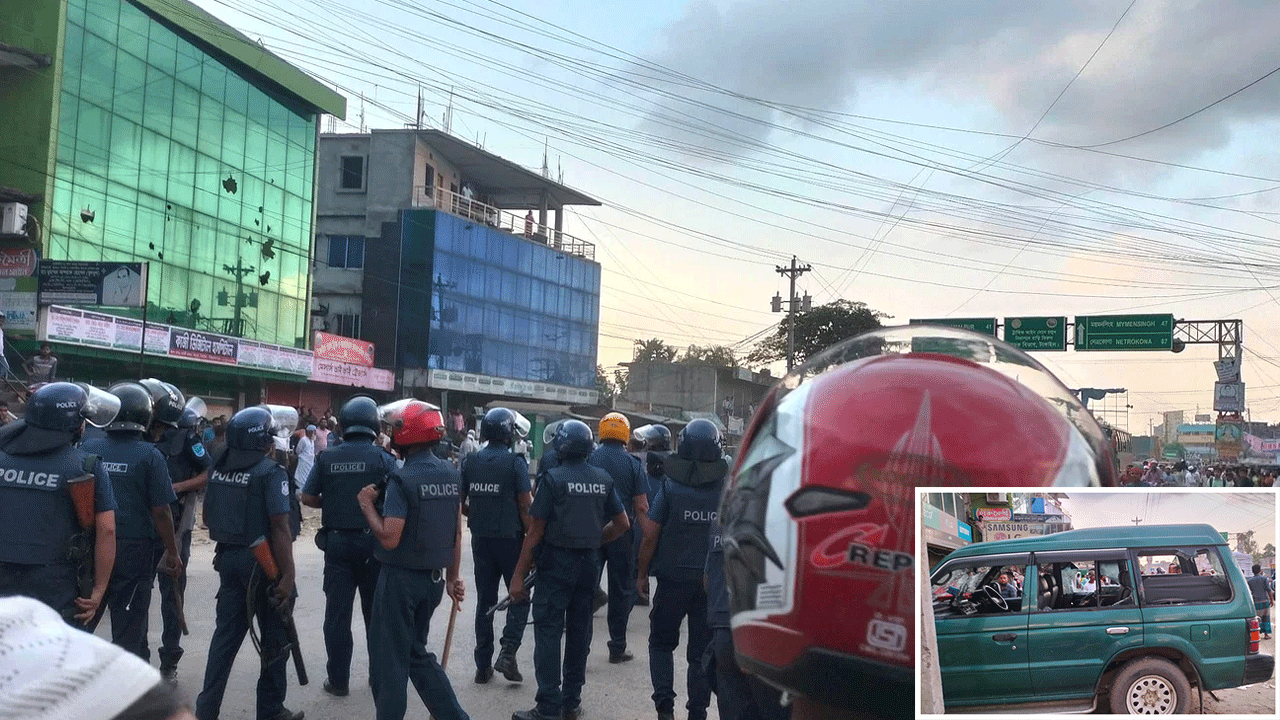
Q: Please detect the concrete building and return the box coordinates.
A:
[1,0,343,410]
[1177,423,1217,459]
[313,129,602,450]
[621,361,774,447]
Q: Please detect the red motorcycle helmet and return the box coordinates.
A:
[380,399,446,448]
[721,326,1116,716]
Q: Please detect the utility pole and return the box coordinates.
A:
[1131,516,1142,526]
[772,255,812,372]
[222,256,255,337]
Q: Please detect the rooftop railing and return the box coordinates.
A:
[413,185,596,261]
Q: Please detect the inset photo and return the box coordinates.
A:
[921,490,1276,716]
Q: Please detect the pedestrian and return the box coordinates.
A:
[300,396,399,697]
[0,400,16,426]
[1249,563,1274,639]
[0,595,200,720]
[295,425,316,491]
[194,406,301,720]
[461,407,533,685]
[358,399,469,720]
[140,379,211,681]
[703,516,789,720]
[636,419,725,720]
[24,341,58,384]
[588,412,648,663]
[81,383,183,660]
[315,418,330,453]
[509,419,631,720]
[460,428,481,459]
[0,382,118,625]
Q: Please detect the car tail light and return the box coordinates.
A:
[1247,616,1260,654]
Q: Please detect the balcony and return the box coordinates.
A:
[413,185,595,261]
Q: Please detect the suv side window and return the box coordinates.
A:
[1032,555,1136,611]
[1135,547,1233,605]
[932,561,1028,617]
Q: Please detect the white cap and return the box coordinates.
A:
[0,596,161,720]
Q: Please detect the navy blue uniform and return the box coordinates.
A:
[155,426,210,672]
[529,460,625,718]
[0,445,115,623]
[370,451,469,720]
[705,519,789,720]
[646,456,724,720]
[461,445,531,672]
[302,436,398,692]
[81,432,176,660]
[588,441,645,655]
[195,452,294,720]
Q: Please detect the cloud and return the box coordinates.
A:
[638,0,1280,164]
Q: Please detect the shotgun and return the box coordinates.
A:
[250,536,309,685]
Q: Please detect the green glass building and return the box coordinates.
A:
[1,0,344,398]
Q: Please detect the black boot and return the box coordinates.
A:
[494,645,523,682]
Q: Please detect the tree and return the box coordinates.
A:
[680,344,738,367]
[595,365,616,404]
[1259,543,1276,565]
[633,337,679,363]
[612,368,629,397]
[1236,529,1257,557]
[747,299,888,367]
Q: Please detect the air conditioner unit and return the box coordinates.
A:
[1,202,28,235]
[986,493,1009,505]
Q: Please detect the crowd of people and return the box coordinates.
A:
[1121,459,1278,487]
[0,379,794,720]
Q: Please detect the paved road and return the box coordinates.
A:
[105,506,709,720]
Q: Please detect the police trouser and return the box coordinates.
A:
[649,578,712,718]
[708,627,790,720]
[598,527,636,653]
[87,536,161,661]
[0,561,79,623]
[159,510,193,669]
[369,565,469,720]
[533,545,599,716]
[195,545,290,720]
[322,528,381,689]
[471,534,529,669]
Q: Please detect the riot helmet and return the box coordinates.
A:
[598,412,630,443]
[139,378,184,427]
[380,399,445,448]
[642,424,672,451]
[677,419,722,462]
[552,419,594,459]
[480,407,516,446]
[338,396,380,440]
[106,382,153,432]
[221,405,275,469]
[180,397,207,430]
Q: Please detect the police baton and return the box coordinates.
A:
[488,568,536,617]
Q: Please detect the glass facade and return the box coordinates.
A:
[425,212,600,389]
[48,0,316,347]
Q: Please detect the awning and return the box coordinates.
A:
[0,41,51,69]
[418,130,600,209]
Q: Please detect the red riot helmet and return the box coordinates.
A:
[380,399,446,448]
[720,326,1115,716]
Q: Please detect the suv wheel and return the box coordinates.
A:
[1110,657,1191,714]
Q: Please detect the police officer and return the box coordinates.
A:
[0,382,118,625]
[510,420,630,720]
[461,407,532,685]
[194,406,301,720]
[81,382,183,660]
[142,380,211,680]
[704,516,790,720]
[636,424,672,606]
[588,412,648,663]
[636,419,727,720]
[358,400,469,720]
[300,395,398,697]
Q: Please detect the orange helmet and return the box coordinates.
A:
[380,399,446,447]
[721,326,1115,715]
[598,412,631,443]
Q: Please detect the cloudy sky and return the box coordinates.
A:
[193,0,1280,427]
[1060,490,1275,549]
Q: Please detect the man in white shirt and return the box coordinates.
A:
[294,424,317,494]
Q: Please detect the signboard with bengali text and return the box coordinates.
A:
[1004,316,1067,351]
[1074,314,1174,351]
[38,261,147,307]
[313,331,376,366]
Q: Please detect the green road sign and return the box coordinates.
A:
[1004,316,1067,351]
[1074,313,1174,351]
[909,317,997,336]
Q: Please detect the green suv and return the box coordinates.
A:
[930,524,1274,714]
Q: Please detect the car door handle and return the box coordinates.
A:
[992,633,1017,641]
[1106,627,1130,635]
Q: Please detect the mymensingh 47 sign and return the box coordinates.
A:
[1074,313,1174,351]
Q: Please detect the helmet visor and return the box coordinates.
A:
[379,399,439,432]
[512,411,531,439]
[543,419,567,447]
[77,383,122,428]
[185,396,208,420]
[264,404,299,437]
